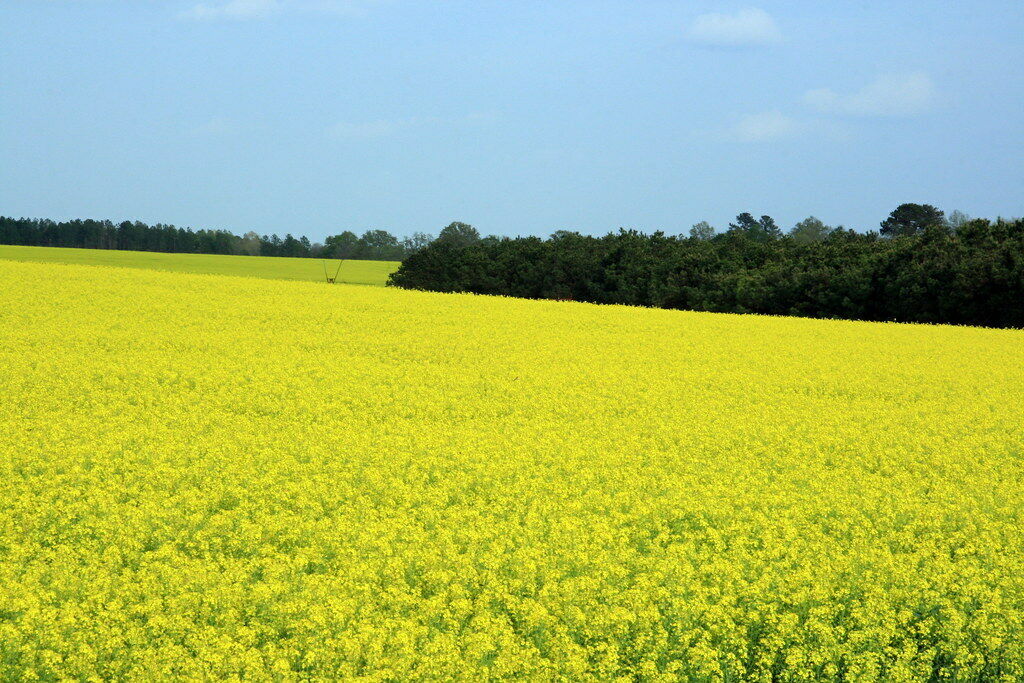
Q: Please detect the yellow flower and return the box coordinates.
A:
[0,259,1022,679]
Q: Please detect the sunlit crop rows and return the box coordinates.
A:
[1,260,1022,680]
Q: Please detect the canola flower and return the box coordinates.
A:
[0,260,1022,680]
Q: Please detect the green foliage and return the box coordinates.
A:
[728,213,782,242]
[435,222,481,248]
[323,230,360,258]
[880,203,946,237]
[0,217,429,262]
[390,217,1024,328]
[355,229,405,260]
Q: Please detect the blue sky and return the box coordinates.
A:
[2,1,1022,242]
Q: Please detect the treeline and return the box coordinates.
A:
[0,216,433,261]
[389,205,1024,328]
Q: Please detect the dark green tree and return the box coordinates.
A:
[358,229,403,260]
[435,222,481,248]
[880,203,945,237]
[324,231,360,259]
[388,217,1024,328]
[281,233,304,257]
[728,213,782,242]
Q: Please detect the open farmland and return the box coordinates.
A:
[1,260,1023,680]
[0,245,399,286]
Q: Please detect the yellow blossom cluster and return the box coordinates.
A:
[1,260,1022,680]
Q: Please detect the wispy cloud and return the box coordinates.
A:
[180,0,381,21]
[727,110,797,142]
[688,8,781,47]
[301,0,383,16]
[803,72,935,117]
[181,0,281,21]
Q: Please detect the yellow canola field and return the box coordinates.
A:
[0,244,399,286]
[1,260,1023,681]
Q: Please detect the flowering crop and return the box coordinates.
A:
[1,260,1022,680]
[0,245,399,286]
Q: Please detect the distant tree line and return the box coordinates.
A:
[389,205,1024,328]
[0,216,434,261]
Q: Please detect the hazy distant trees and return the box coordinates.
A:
[945,210,971,230]
[688,221,716,240]
[0,216,247,255]
[239,231,262,255]
[402,232,434,254]
[0,216,438,262]
[789,216,835,244]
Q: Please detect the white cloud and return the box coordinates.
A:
[803,72,935,117]
[688,8,781,47]
[300,0,382,16]
[182,0,281,20]
[728,110,797,142]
